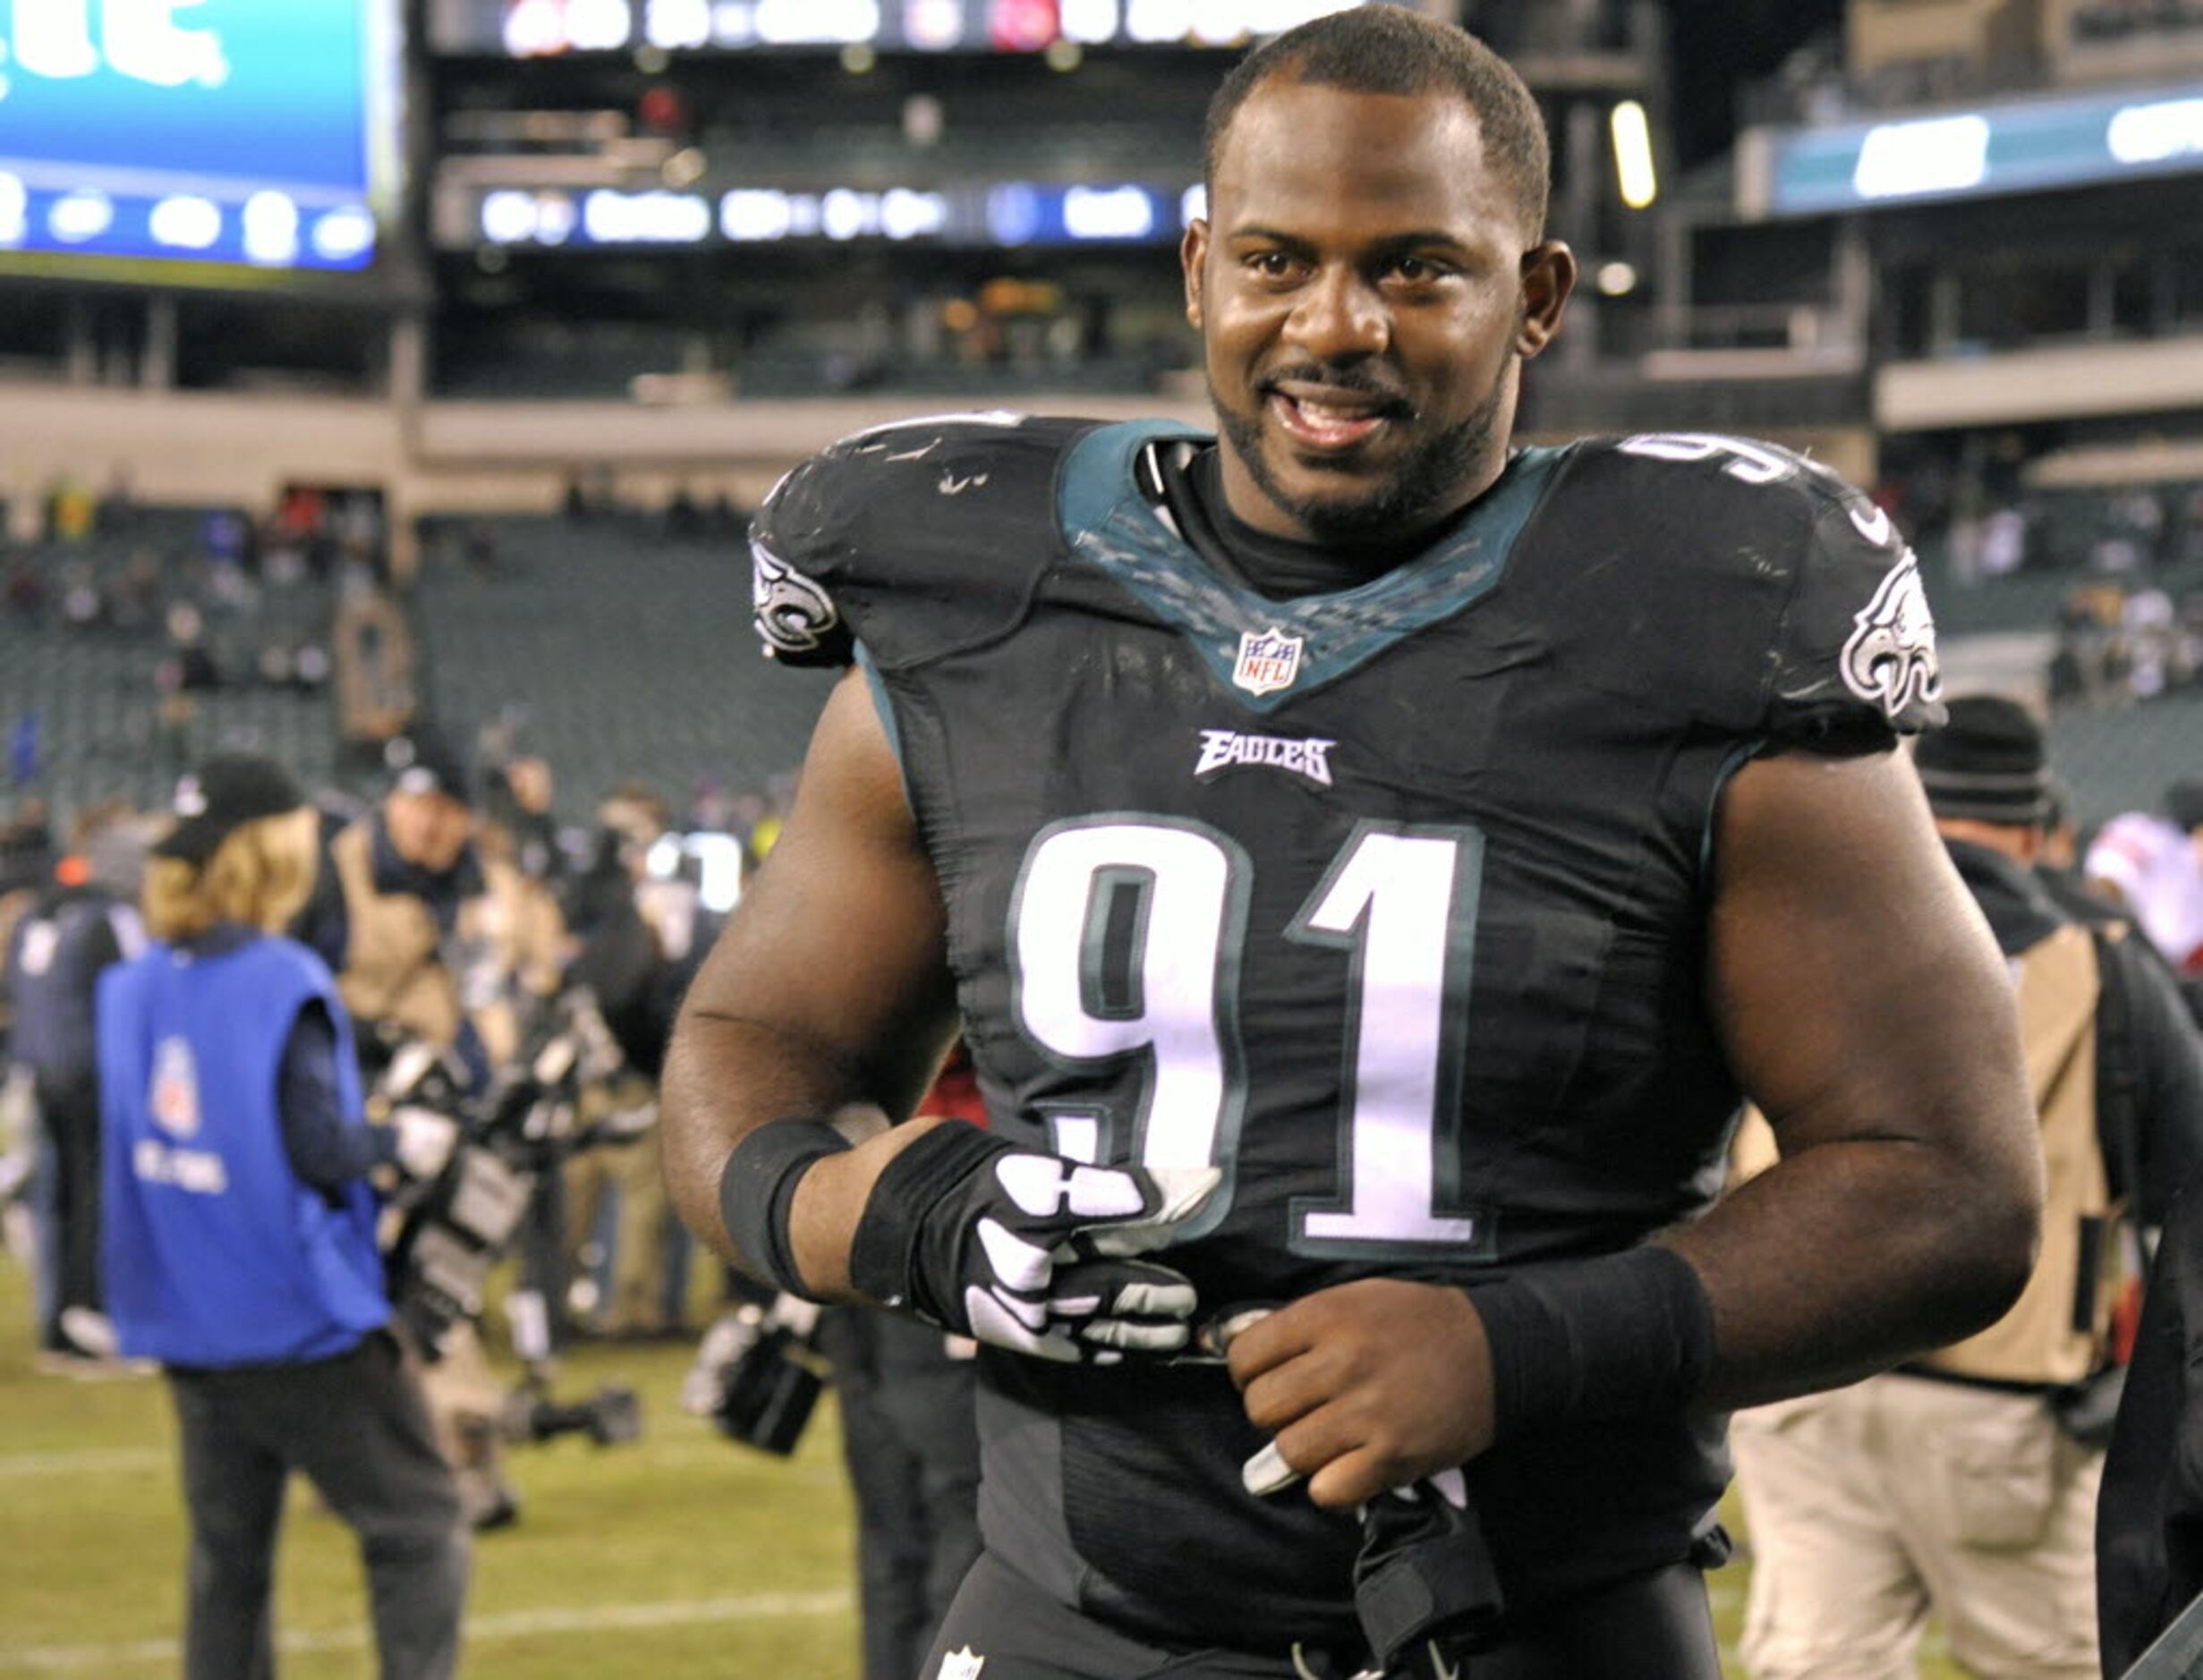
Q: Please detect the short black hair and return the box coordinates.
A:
[1202,7,1552,241]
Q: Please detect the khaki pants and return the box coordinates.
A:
[413,1319,512,1526]
[1731,1374,2101,1679]
[562,1082,671,1334]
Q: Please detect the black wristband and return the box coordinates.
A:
[846,1122,1009,1319]
[1467,1245,1715,1440]
[718,1118,852,1297]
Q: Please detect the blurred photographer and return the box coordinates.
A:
[1732,699,2203,1680]
[321,732,567,1529]
[98,755,466,1680]
[4,801,149,1367]
[323,734,565,1087]
[561,785,710,1337]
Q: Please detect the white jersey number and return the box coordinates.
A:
[1010,818,1486,1254]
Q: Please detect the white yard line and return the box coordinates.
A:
[0,1588,854,1670]
[0,1447,166,1479]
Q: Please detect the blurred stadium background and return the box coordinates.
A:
[0,0,2198,1673]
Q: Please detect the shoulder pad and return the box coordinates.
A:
[1582,434,1944,742]
[749,413,1097,670]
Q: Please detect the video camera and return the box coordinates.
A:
[499,1375,643,1450]
[681,1293,829,1456]
[374,986,650,1362]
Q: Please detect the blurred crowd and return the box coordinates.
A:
[2049,578,2203,709]
[0,716,986,1680]
[0,728,795,1427]
[1879,446,2203,714]
[0,474,379,786]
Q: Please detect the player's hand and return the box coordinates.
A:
[885,1128,1221,1364]
[1225,1279,1496,1509]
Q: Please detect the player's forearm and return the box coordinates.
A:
[660,1008,884,1269]
[1665,1129,2040,1411]
[782,1116,960,1299]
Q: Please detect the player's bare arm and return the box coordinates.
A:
[1229,745,2042,1507]
[1675,743,2041,1404]
[665,668,1219,1357]
[660,667,964,1297]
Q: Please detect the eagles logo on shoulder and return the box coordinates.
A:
[1841,551,1942,722]
[750,539,842,661]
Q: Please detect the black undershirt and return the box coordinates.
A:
[1153,444,1488,602]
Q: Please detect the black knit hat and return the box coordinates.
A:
[1914,695,2051,827]
[153,754,305,865]
[386,729,473,808]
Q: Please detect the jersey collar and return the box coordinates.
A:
[1056,420,1569,713]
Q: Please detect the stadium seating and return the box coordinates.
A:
[407,516,836,821]
[0,510,339,820]
[2048,690,2203,829]
[9,500,2195,841]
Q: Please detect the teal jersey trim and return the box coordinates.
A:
[1056,420,1571,714]
[1699,734,1768,879]
[855,641,904,766]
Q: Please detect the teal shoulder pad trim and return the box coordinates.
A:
[1057,420,1571,714]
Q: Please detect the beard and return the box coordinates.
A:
[1210,359,1514,547]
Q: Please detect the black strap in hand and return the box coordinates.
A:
[1355,1473,1505,1678]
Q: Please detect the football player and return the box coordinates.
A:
[664,12,2043,1677]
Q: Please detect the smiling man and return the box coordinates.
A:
[1187,53,1564,552]
[665,12,2043,1679]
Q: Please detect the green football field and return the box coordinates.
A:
[0,1258,1965,1678]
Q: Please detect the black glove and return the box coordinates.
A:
[849,1123,1219,1363]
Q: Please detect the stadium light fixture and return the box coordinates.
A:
[1851,114,1988,199]
[50,189,115,244]
[1062,0,1120,43]
[2105,96,2203,165]
[1611,100,1657,209]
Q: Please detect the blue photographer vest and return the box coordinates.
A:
[98,933,387,1366]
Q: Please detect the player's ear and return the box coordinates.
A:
[1517,239,1577,361]
[1182,218,1210,330]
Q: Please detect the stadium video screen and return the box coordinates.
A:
[435,0,1384,55]
[0,0,401,276]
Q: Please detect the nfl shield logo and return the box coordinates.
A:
[937,1650,986,1680]
[1233,627,1305,697]
[150,1036,200,1138]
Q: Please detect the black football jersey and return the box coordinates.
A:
[751,414,1944,1648]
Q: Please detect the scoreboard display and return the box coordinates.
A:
[0,0,400,276]
[462,179,1201,250]
[430,0,1385,55]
